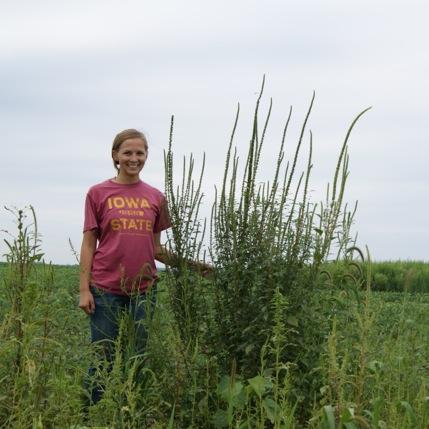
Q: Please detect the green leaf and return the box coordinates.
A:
[341,407,358,429]
[217,375,231,401]
[398,401,417,426]
[263,397,279,423]
[248,375,266,398]
[231,381,244,399]
[31,253,44,262]
[367,360,384,373]
[322,405,336,429]
[217,375,244,405]
[340,407,354,423]
[286,315,299,327]
[167,403,175,429]
[212,409,229,428]
[320,385,330,396]
[245,344,254,355]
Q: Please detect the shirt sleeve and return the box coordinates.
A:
[153,194,171,233]
[83,192,99,233]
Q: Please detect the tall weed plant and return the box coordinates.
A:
[164,78,371,419]
[0,207,84,428]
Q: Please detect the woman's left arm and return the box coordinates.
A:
[153,232,213,276]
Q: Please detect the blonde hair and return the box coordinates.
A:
[111,129,148,173]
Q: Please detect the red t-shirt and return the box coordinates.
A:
[83,179,171,294]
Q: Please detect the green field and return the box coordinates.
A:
[1,261,428,428]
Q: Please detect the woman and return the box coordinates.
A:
[79,128,209,405]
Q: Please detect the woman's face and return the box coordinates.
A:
[113,138,148,179]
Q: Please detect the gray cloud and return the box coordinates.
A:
[1,0,428,263]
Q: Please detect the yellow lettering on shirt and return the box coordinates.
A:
[107,196,150,210]
[108,194,154,234]
[113,197,125,208]
[118,209,145,216]
[110,217,153,233]
[124,197,138,208]
[141,198,150,208]
[111,218,121,231]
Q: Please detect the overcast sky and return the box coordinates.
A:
[1,0,428,264]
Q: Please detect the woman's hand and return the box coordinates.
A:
[79,230,97,315]
[153,233,214,278]
[197,262,214,278]
[79,289,95,315]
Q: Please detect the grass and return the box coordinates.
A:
[0,260,428,427]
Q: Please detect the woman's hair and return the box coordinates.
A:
[111,129,148,173]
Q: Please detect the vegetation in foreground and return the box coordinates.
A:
[1,257,428,428]
[1,83,428,428]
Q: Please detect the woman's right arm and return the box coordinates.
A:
[79,230,97,315]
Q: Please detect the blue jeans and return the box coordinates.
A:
[85,285,157,405]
